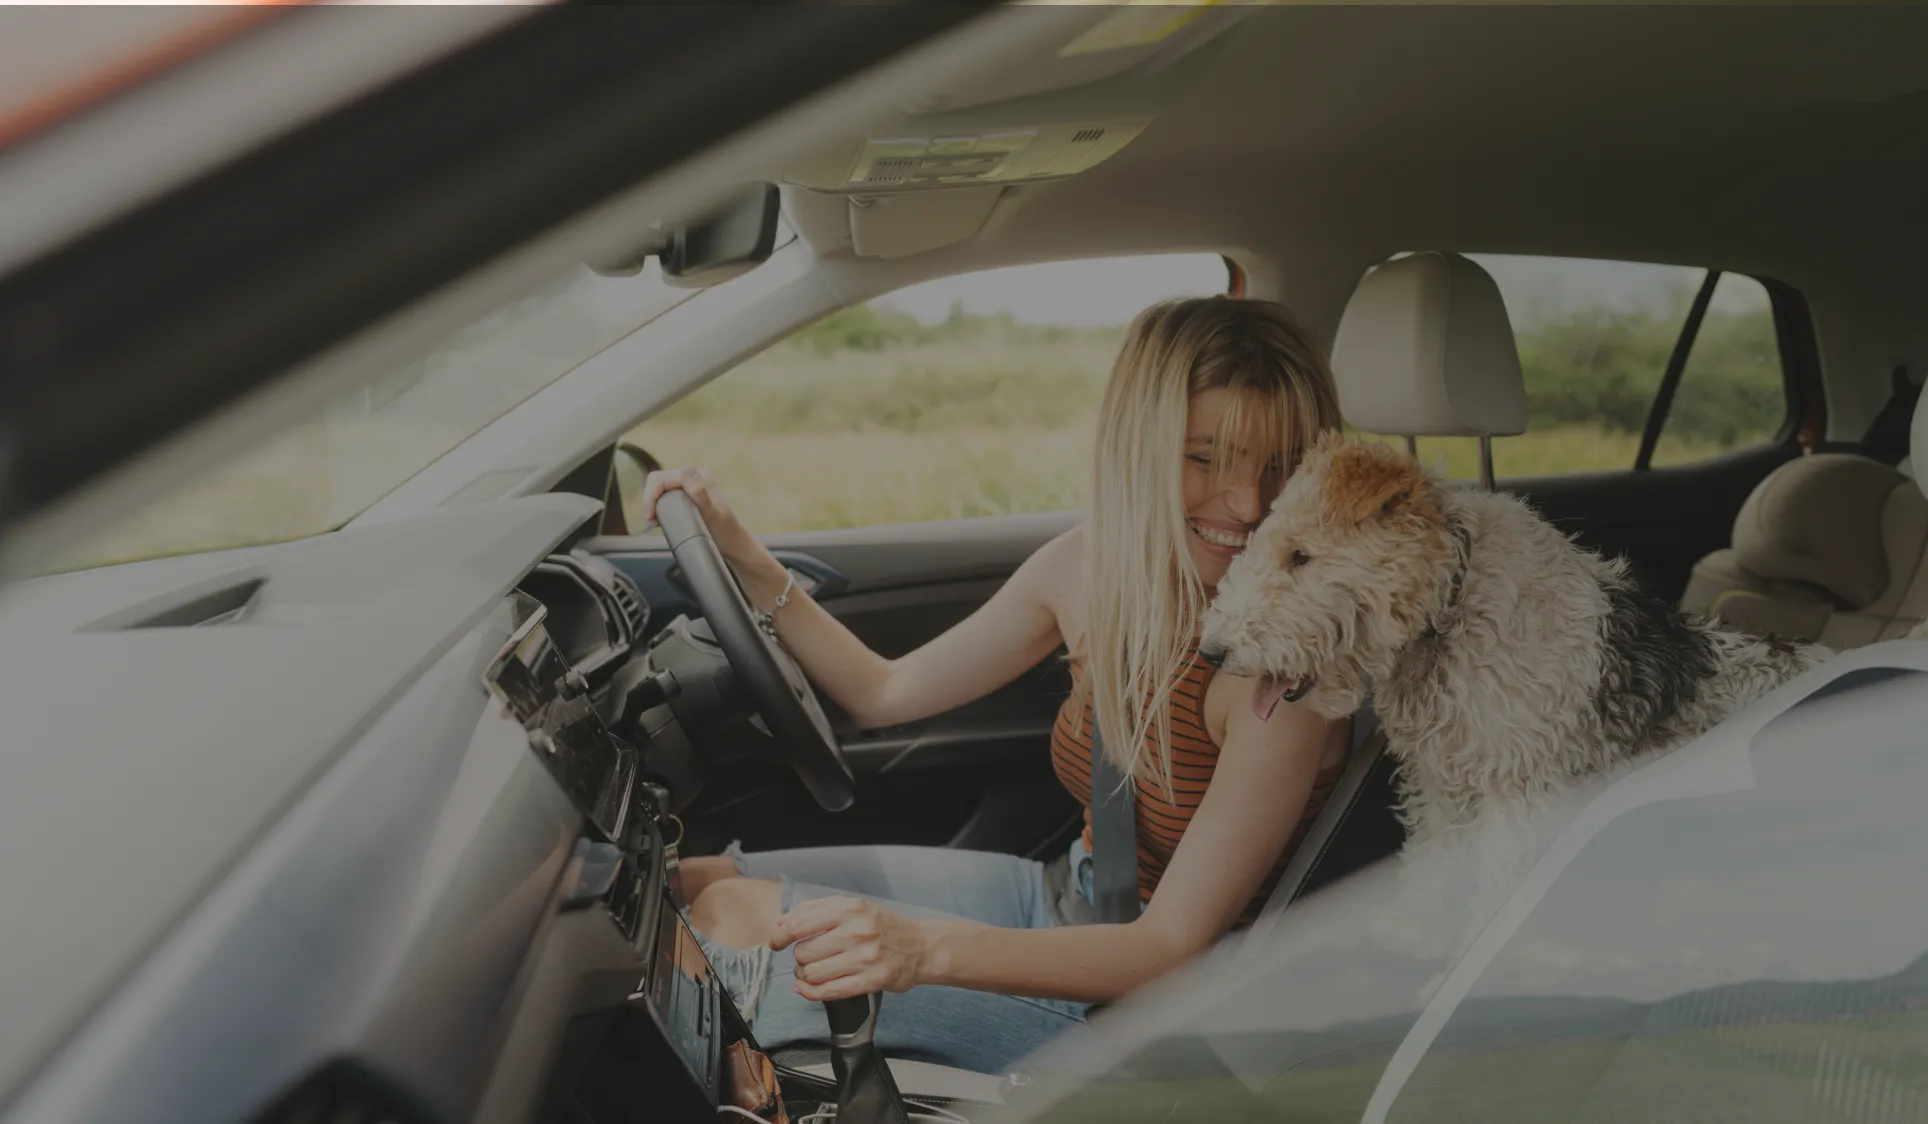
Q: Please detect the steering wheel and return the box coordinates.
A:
[653,490,855,811]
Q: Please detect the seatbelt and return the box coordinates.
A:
[1860,364,1920,467]
[1087,721,1142,924]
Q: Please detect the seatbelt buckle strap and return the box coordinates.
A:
[1087,722,1143,925]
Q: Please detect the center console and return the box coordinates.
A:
[490,589,980,1124]
[487,591,746,1121]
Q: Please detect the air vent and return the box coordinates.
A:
[92,577,266,630]
[250,1065,426,1124]
[863,160,913,184]
[609,574,648,636]
[1070,128,1105,143]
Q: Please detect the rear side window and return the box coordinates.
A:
[1361,255,1790,479]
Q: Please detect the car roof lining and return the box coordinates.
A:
[771,5,1928,440]
[10,5,1928,574]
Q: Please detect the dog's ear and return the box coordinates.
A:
[1322,441,1430,526]
[1308,428,1347,458]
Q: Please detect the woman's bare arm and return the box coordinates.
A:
[641,467,1076,730]
[770,679,1339,1004]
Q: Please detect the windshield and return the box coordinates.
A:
[43,257,697,574]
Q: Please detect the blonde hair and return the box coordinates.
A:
[1074,296,1343,792]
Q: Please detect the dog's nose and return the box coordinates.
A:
[1197,641,1228,668]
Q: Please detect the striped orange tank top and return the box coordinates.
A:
[1049,650,1345,927]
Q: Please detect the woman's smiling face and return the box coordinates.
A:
[1181,387,1286,589]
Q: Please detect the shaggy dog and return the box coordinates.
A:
[1199,434,1829,848]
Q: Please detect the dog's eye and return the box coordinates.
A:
[1289,549,1311,569]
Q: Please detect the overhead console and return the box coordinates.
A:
[777,2,1253,259]
[789,119,1153,194]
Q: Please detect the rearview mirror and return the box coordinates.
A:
[591,183,782,286]
[661,182,782,288]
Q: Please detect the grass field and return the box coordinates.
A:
[41,315,1773,573]
[629,331,1759,534]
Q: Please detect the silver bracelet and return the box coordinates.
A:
[753,570,796,637]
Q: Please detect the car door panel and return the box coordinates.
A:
[589,511,1081,860]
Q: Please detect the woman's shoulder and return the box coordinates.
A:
[1046,520,1089,558]
[1017,520,1087,575]
[1016,521,1088,635]
[1032,522,1090,589]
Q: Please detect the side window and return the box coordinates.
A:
[1649,272,1785,467]
[627,254,1231,532]
[1363,255,1789,479]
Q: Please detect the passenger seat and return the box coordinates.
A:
[1251,250,1528,924]
[1683,368,1928,646]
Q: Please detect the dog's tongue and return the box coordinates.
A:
[1252,674,1295,721]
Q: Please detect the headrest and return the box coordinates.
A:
[1732,453,1914,609]
[1330,251,1528,437]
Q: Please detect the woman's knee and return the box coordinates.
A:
[679,854,745,902]
[687,876,783,949]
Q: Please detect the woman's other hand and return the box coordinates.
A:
[771,896,932,1001]
[640,466,771,578]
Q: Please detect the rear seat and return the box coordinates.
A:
[1683,367,1928,646]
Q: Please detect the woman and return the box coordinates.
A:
[640,296,1351,1075]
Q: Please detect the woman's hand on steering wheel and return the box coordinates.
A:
[640,466,772,581]
[771,896,932,1002]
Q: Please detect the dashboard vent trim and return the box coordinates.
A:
[609,574,648,636]
[88,576,267,631]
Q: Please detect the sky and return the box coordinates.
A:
[871,251,1768,329]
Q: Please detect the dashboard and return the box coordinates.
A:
[515,551,650,686]
[0,493,748,1124]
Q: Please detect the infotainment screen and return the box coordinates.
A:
[485,591,635,842]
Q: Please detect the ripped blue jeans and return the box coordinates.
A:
[689,840,1099,1076]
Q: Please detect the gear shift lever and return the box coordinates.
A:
[823,995,910,1124]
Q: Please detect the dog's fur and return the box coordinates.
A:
[1200,434,1829,847]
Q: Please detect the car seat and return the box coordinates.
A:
[1253,250,1528,922]
[1682,366,1928,646]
